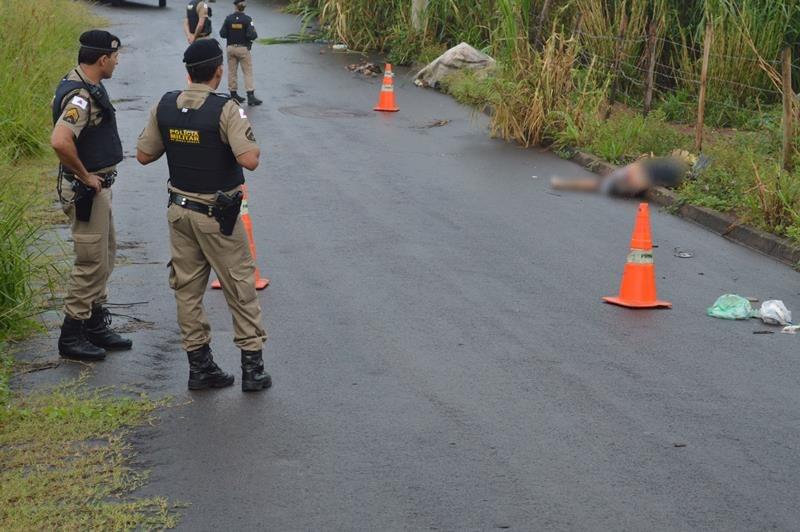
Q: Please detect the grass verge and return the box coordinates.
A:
[0,372,180,529]
[1,0,180,528]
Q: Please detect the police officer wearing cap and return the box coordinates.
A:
[219,0,262,106]
[136,39,271,392]
[51,30,132,361]
[184,0,213,44]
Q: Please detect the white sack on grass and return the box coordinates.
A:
[414,42,496,88]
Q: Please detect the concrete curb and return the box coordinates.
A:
[568,149,800,269]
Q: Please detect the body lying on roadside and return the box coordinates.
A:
[551,153,698,197]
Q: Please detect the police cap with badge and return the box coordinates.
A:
[79,29,122,55]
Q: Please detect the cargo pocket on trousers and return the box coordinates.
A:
[229,266,257,305]
[72,233,102,266]
[167,260,178,290]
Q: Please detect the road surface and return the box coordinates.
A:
[19,1,800,530]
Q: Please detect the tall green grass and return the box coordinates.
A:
[0,0,101,164]
[0,0,99,341]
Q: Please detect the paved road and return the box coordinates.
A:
[20,1,800,530]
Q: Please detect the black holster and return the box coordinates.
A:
[213,190,243,236]
[72,181,96,222]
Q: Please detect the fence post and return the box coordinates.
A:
[411,0,428,32]
[605,12,628,119]
[643,22,657,116]
[782,47,794,172]
[695,21,712,152]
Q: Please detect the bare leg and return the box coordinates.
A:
[550,176,603,192]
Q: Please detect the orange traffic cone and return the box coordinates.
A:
[603,203,671,309]
[211,184,270,291]
[374,63,399,112]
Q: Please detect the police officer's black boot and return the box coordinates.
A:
[230,91,245,104]
[241,349,272,392]
[58,316,106,361]
[187,345,235,390]
[246,91,262,106]
[85,305,133,350]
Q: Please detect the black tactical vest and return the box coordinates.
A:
[52,77,123,173]
[223,13,251,46]
[156,91,244,194]
[187,2,212,36]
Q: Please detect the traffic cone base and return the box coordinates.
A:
[603,203,671,309]
[374,63,399,112]
[211,275,270,291]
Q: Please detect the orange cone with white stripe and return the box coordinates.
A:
[374,63,399,112]
[211,184,269,291]
[603,203,671,309]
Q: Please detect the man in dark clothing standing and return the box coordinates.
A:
[219,0,262,106]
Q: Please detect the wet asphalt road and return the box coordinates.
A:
[17,1,800,530]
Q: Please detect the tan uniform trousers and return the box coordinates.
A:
[166,199,267,352]
[63,187,115,320]
[227,45,254,92]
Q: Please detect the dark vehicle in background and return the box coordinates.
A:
[111,0,167,6]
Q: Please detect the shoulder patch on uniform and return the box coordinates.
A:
[71,95,88,110]
[245,127,256,142]
[239,108,248,119]
[62,107,80,125]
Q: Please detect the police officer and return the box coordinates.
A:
[136,39,271,392]
[184,0,212,44]
[50,30,132,361]
[219,0,262,106]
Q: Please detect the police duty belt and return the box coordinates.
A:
[63,170,117,188]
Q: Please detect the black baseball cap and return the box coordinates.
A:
[79,30,121,53]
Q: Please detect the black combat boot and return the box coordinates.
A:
[58,316,106,361]
[230,91,245,104]
[241,349,272,392]
[187,345,235,390]
[246,91,262,106]
[85,305,133,350]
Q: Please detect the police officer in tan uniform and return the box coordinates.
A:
[136,39,270,392]
[51,30,132,361]
[220,0,262,106]
[184,0,212,43]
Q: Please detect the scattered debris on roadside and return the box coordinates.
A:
[411,119,451,129]
[414,42,496,89]
[781,325,800,334]
[707,294,755,320]
[258,32,319,45]
[708,294,795,331]
[673,247,694,258]
[345,60,381,77]
[332,43,348,51]
[759,300,792,326]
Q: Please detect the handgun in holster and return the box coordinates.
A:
[71,180,96,222]
[213,190,243,236]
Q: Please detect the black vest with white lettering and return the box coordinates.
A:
[156,91,244,193]
[187,2,212,36]
[223,13,251,46]
[52,77,123,172]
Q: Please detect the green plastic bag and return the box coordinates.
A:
[707,294,755,320]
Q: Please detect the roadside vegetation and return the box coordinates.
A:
[1,1,177,528]
[286,0,800,243]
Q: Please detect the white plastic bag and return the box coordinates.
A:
[759,300,792,326]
